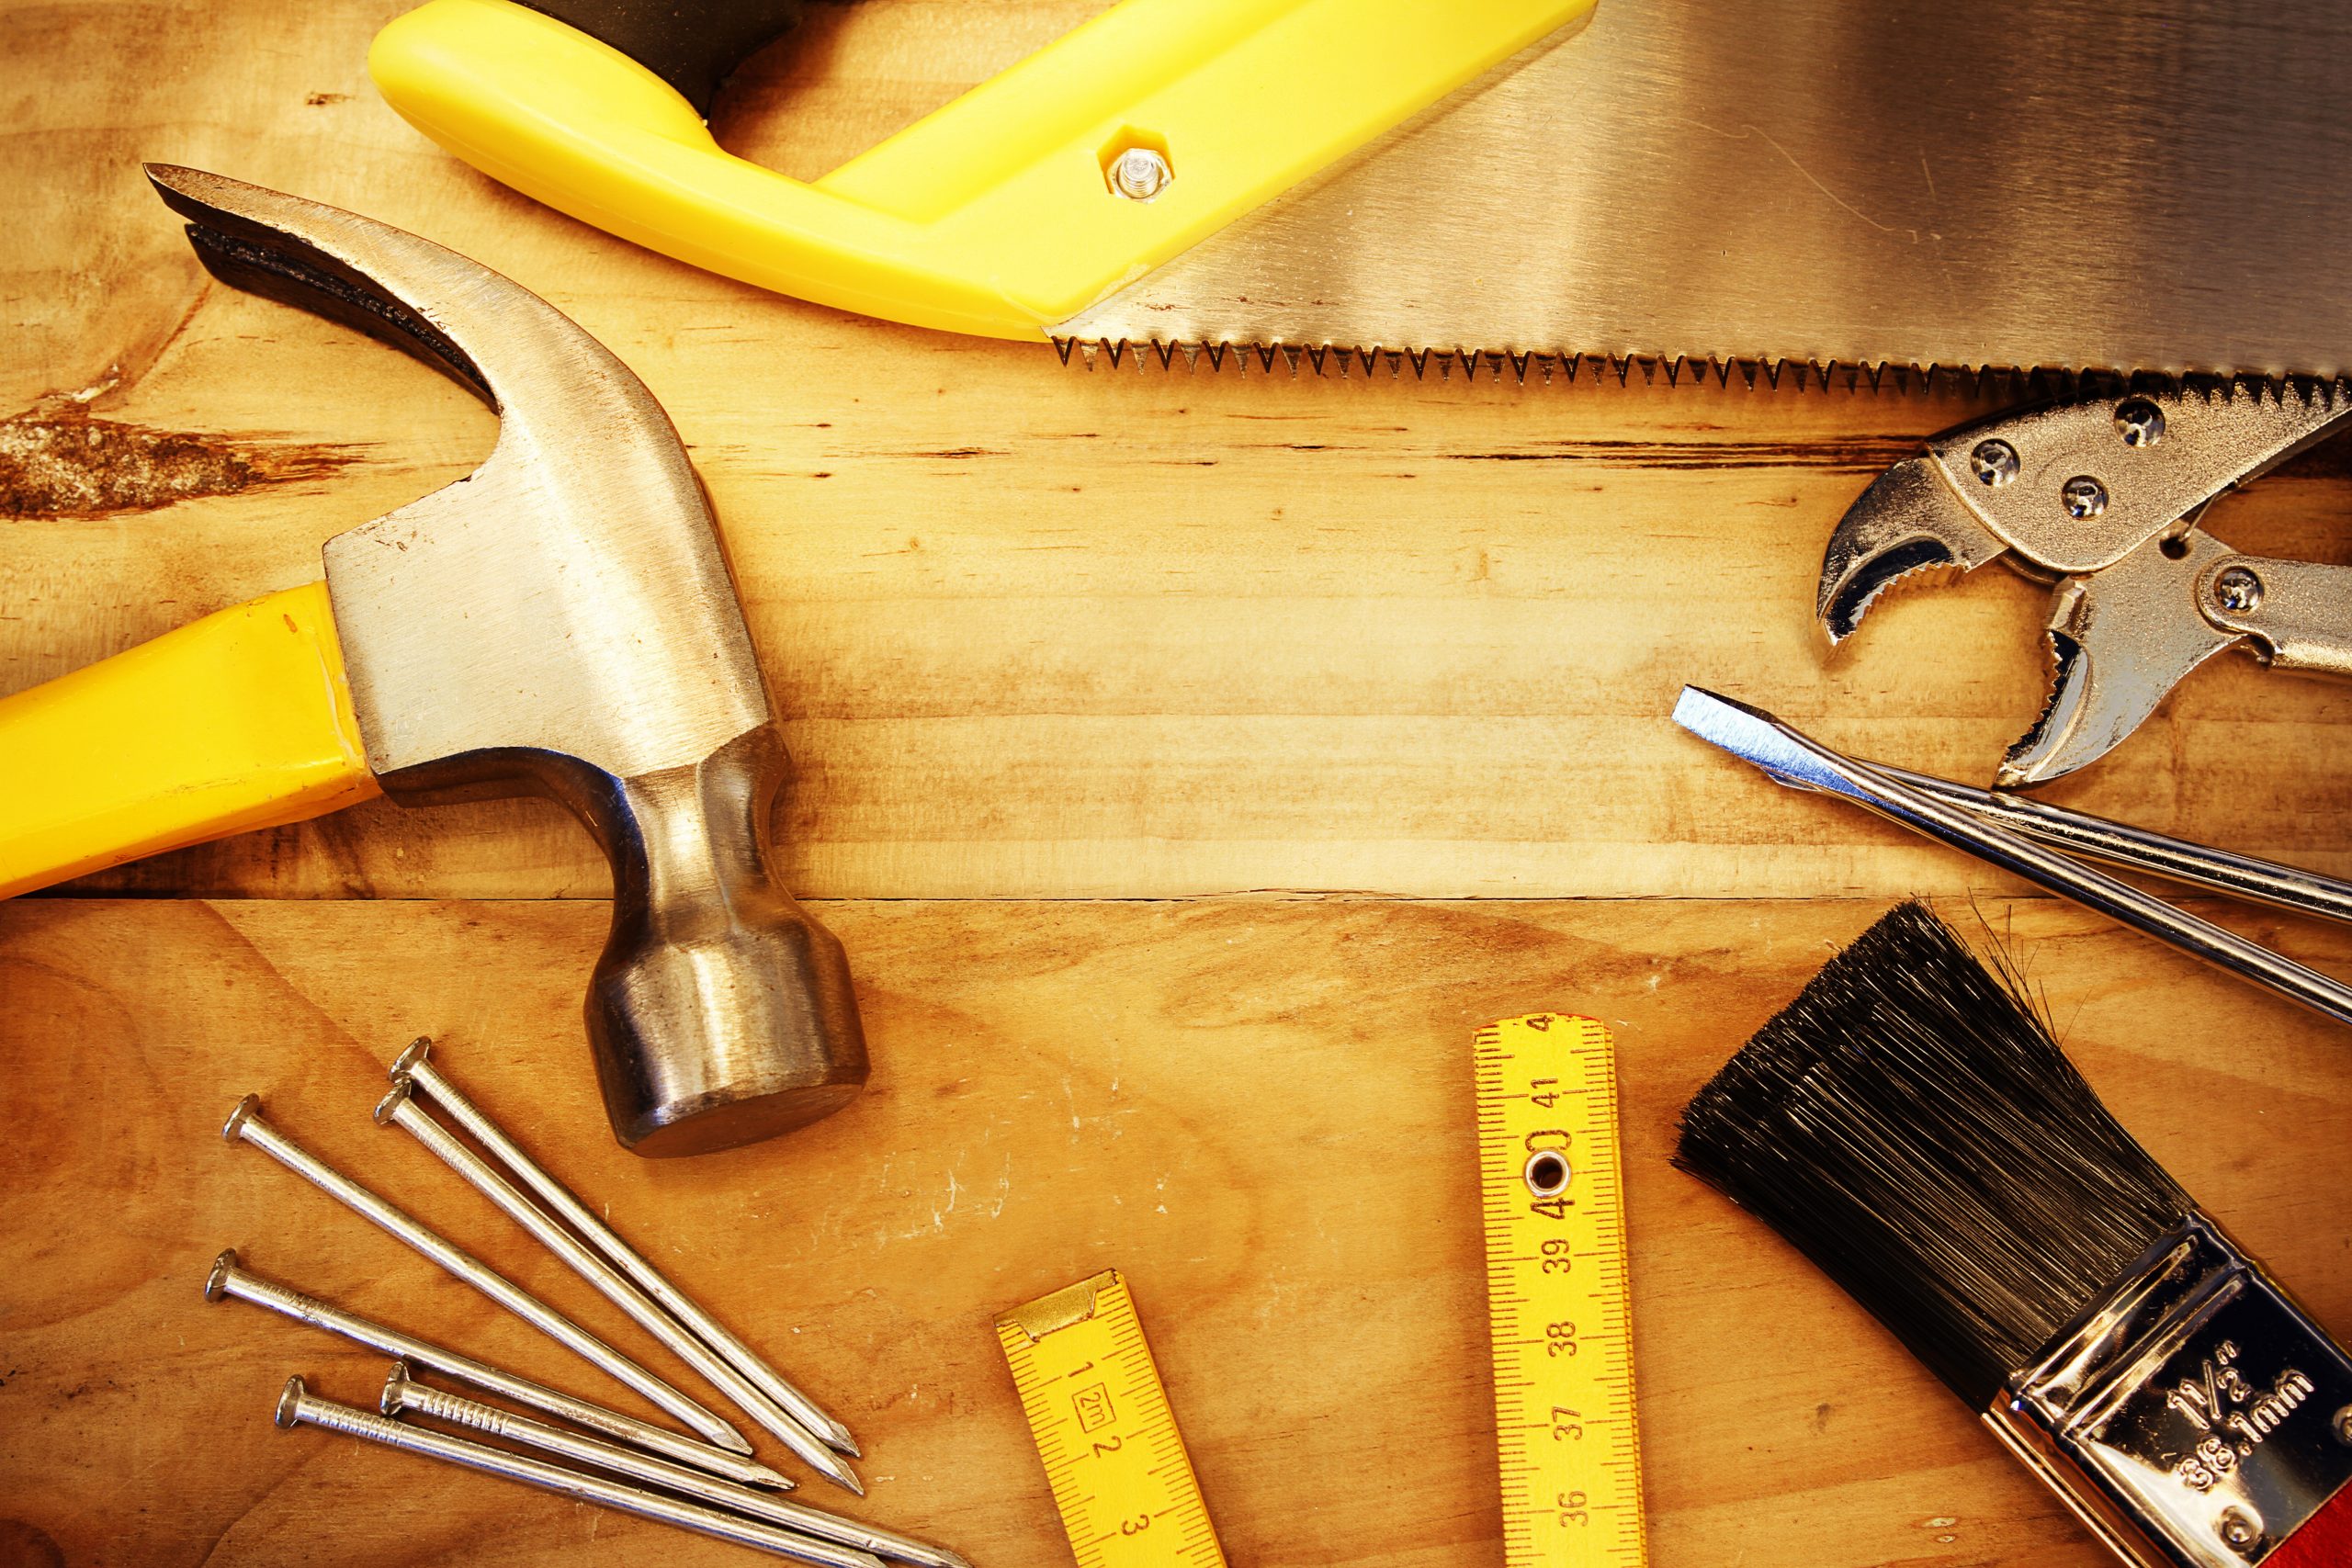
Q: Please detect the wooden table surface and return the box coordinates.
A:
[6,6,2352,1566]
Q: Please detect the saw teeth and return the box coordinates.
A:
[1045,341,2338,396]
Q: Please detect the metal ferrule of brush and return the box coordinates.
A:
[1984,1214,2352,1568]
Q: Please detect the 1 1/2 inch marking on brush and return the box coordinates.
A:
[1476,1013,1649,1568]
[996,1269,1226,1568]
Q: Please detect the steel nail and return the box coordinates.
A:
[393,1038,857,1455]
[202,1249,789,1489]
[381,1363,968,1568]
[275,1376,883,1568]
[376,1077,861,1494]
[220,1094,750,1456]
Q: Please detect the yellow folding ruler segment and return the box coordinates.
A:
[997,1269,1227,1568]
[1476,1012,1649,1568]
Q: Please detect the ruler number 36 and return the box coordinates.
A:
[1556,1489,1590,1527]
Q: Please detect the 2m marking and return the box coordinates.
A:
[998,1270,1227,1568]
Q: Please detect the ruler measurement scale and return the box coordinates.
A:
[998,1269,1227,1568]
[1476,1013,1649,1568]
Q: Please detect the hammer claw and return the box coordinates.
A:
[4,167,867,1156]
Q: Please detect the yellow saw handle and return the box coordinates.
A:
[368,0,1592,340]
[0,581,380,897]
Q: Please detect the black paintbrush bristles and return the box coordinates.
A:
[1674,901,2192,1409]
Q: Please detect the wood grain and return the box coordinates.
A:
[4,895,2349,1568]
[9,6,2352,1568]
[5,0,2349,902]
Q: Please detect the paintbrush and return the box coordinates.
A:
[1674,901,2352,1568]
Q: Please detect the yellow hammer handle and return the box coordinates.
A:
[0,582,380,897]
[369,0,1591,340]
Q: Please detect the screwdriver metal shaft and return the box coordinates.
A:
[275,1377,884,1568]
[221,1095,750,1455]
[1674,685,2352,1028]
[392,1038,857,1455]
[381,1364,969,1568]
[203,1249,789,1490]
[376,1077,862,1495]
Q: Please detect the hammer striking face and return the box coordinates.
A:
[0,166,865,1156]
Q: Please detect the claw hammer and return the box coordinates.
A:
[0,166,865,1156]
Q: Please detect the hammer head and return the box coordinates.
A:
[149,165,865,1156]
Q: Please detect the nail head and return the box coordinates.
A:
[391,1037,433,1079]
[222,1094,263,1143]
[205,1248,239,1302]
[372,1078,414,1126]
[277,1375,308,1429]
[380,1360,412,1416]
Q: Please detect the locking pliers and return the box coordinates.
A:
[1817,382,2352,785]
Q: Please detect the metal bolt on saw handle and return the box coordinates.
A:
[367,0,1589,339]
[276,1377,884,1568]
[374,1077,862,1495]
[221,1095,751,1454]
[392,1037,857,1455]
[204,1249,790,1489]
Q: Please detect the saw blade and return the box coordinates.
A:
[1056,0,2352,384]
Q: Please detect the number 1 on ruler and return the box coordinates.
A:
[997,1269,1227,1568]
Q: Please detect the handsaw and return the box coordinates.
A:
[370,0,2352,384]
